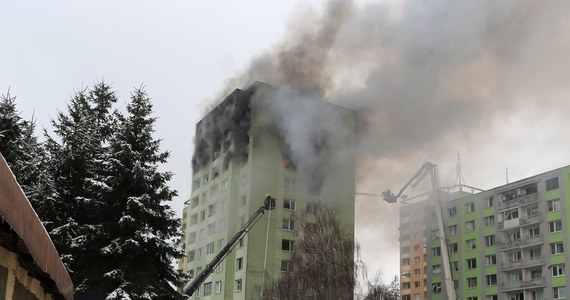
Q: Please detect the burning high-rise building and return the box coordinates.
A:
[179,82,356,299]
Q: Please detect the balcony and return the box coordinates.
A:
[520,213,542,226]
[500,256,546,270]
[498,193,540,210]
[498,235,544,250]
[501,277,546,291]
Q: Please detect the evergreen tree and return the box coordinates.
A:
[95,87,185,299]
[44,82,118,285]
[0,89,46,208]
[0,89,26,164]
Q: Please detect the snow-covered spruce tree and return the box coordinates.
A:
[44,82,118,287]
[95,87,185,300]
[0,89,47,208]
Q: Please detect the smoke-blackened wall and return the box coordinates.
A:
[194,82,354,195]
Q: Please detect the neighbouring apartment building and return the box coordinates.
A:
[400,166,570,300]
[179,82,356,299]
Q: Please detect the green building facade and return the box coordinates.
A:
[401,166,570,300]
[180,83,356,299]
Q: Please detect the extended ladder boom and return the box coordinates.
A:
[184,195,276,296]
[383,162,457,300]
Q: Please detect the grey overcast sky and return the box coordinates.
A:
[3,0,570,284]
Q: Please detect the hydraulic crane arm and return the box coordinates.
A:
[184,195,276,296]
[383,162,436,203]
[383,162,457,300]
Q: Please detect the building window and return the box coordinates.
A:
[484,196,494,208]
[550,220,563,233]
[528,227,540,238]
[467,258,477,269]
[215,281,222,294]
[282,239,294,252]
[401,246,410,254]
[467,277,477,289]
[448,207,457,217]
[215,262,223,273]
[414,281,421,288]
[306,202,318,214]
[467,297,477,300]
[546,177,560,191]
[451,261,459,271]
[281,260,292,272]
[429,282,440,293]
[486,295,498,300]
[206,242,215,255]
[240,195,247,207]
[283,198,296,211]
[449,243,458,254]
[466,239,476,250]
[465,202,475,213]
[554,286,566,300]
[486,274,497,286]
[552,263,565,277]
[414,268,421,276]
[188,250,195,262]
[194,286,200,298]
[402,258,410,266]
[189,232,197,244]
[208,203,217,217]
[284,178,296,190]
[414,256,420,263]
[191,196,199,208]
[485,235,496,247]
[449,225,457,236]
[207,223,216,235]
[484,216,495,227]
[402,282,411,289]
[204,282,212,296]
[238,237,244,248]
[192,179,201,191]
[531,269,542,279]
[485,255,496,266]
[236,257,243,270]
[466,220,475,231]
[282,218,295,231]
[505,208,519,220]
[508,231,521,242]
[432,247,441,257]
[509,251,522,262]
[402,296,411,300]
[549,199,561,212]
[235,279,242,292]
[529,247,541,259]
[190,213,198,225]
[221,178,228,190]
[200,209,206,221]
[432,264,441,274]
[551,242,565,255]
[197,247,203,259]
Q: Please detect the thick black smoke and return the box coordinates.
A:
[204,0,570,278]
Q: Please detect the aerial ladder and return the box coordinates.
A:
[382,162,457,300]
[184,195,276,297]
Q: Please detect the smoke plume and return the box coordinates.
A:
[211,0,570,278]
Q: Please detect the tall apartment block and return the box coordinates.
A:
[179,82,356,299]
[400,166,570,300]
